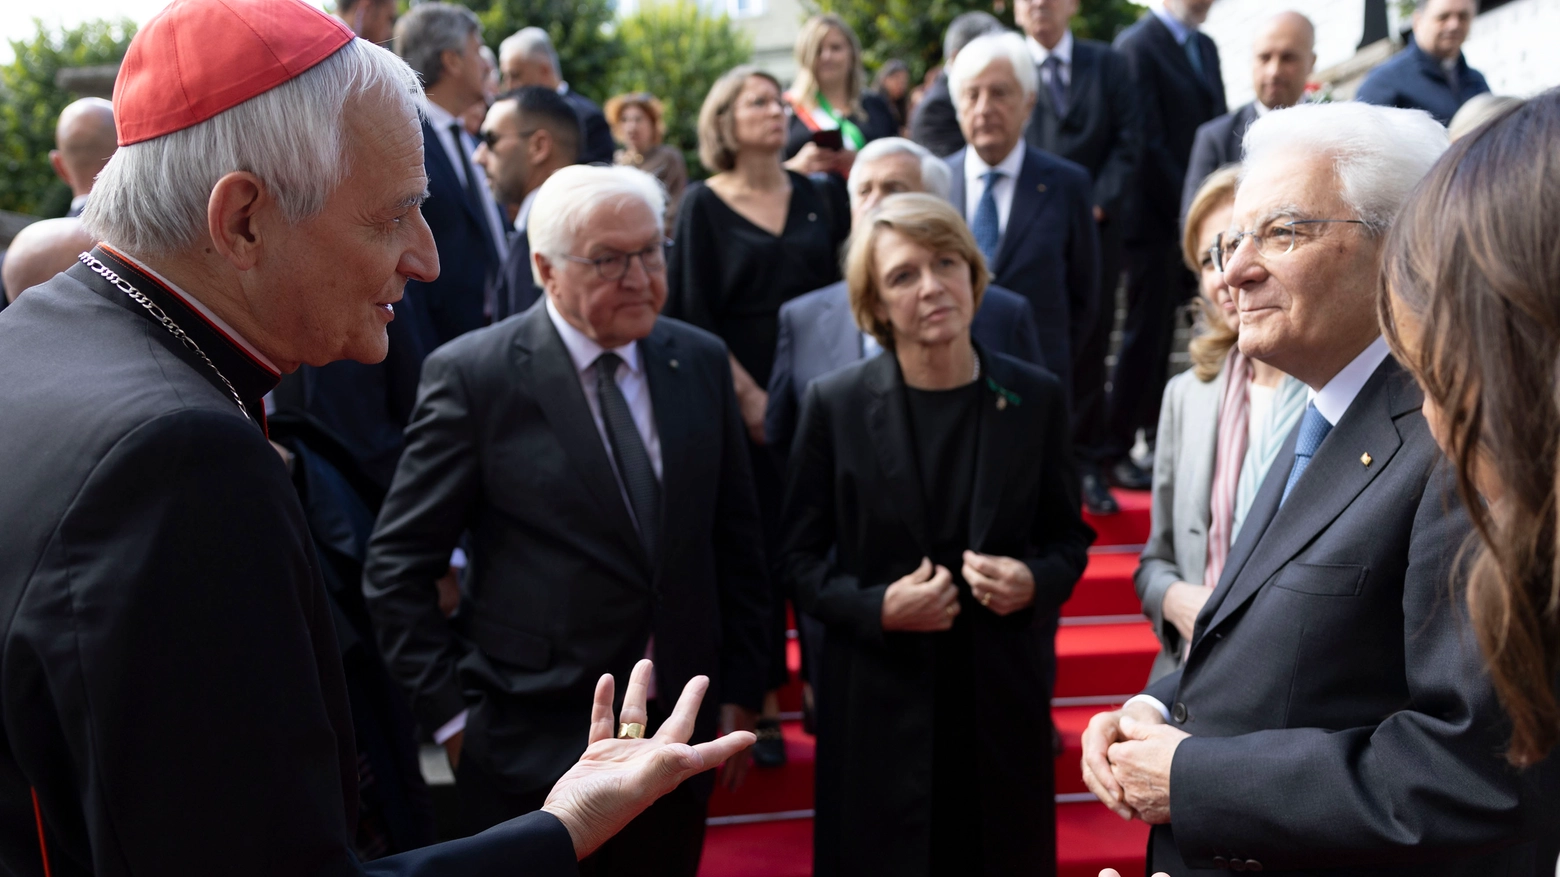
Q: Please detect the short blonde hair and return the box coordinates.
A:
[845,193,989,351]
[789,15,864,116]
[1182,164,1240,382]
[696,66,783,174]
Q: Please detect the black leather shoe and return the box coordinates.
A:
[1110,458,1153,491]
[753,718,787,768]
[1082,472,1120,515]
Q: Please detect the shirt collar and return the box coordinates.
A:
[1153,2,1196,43]
[1253,99,1272,116]
[965,138,1026,182]
[1308,335,1390,426]
[545,296,641,376]
[1025,30,1073,66]
[421,98,459,131]
[106,246,281,375]
[69,193,89,213]
[516,189,540,232]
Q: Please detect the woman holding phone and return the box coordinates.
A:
[783,14,897,178]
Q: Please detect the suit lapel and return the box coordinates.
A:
[422,117,488,235]
[819,284,863,365]
[864,354,928,548]
[513,309,650,575]
[947,151,968,219]
[994,149,1046,276]
[1061,42,1095,125]
[1145,16,1215,106]
[969,349,1025,547]
[640,325,685,586]
[1195,359,1409,642]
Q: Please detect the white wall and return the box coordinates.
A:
[1460,0,1560,97]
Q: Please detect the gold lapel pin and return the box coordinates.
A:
[996,396,1008,410]
[1361,452,1372,467]
[1036,184,1047,193]
[669,359,679,370]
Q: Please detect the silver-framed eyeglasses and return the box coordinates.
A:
[1214,219,1368,272]
[559,241,672,281]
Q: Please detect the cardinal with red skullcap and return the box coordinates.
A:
[0,1,748,874]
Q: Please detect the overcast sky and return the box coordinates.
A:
[1,0,329,65]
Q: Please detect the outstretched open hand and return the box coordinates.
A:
[541,660,756,859]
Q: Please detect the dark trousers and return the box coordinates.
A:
[1103,240,1189,461]
[455,702,710,877]
[1072,225,1124,467]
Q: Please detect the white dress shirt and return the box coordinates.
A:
[514,188,540,234]
[433,300,665,746]
[963,138,1027,241]
[1126,335,1393,723]
[422,99,509,261]
[1026,29,1074,91]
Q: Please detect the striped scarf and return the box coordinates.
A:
[1204,348,1252,589]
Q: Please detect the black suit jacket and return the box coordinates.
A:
[908,72,964,158]
[413,116,501,345]
[562,88,615,165]
[491,230,542,323]
[946,145,1100,391]
[1113,13,1226,243]
[0,249,576,875]
[1140,357,1552,874]
[1024,38,1142,223]
[364,304,770,794]
[1180,101,1259,220]
[781,348,1093,876]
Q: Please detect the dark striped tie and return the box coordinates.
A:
[595,352,660,557]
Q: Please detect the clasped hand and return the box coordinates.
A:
[1079,702,1190,825]
[880,553,1036,632]
[541,659,756,859]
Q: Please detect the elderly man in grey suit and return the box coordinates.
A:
[1081,102,1555,875]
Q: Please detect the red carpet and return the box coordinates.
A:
[700,489,1154,877]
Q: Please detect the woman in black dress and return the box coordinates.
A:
[782,14,898,178]
[666,65,849,762]
[782,193,1093,877]
[1378,91,1560,870]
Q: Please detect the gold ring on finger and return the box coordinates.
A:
[617,722,646,739]
[980,592,992,607]
[945,604,957,617]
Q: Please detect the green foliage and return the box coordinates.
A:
[804,0,1145,81]
[452,0,622,104]
[606,0,752,178]
[0,18,137,216]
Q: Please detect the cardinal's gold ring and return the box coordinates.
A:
[618,722,646,739]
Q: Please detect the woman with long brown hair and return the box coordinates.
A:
[1379,89,1560,871]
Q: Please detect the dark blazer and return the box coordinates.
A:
[1140,357,1551,875]
[0,249,576,875]
[1024,37,1143,223]
[413,115,501,346]
[781,348,1093,877]
[945,144,1100,390]
[1180,101,1259,220]
[363,303,770,795]
[763,279,1046,455]
[908,72,964,158]
[491,229,542,323]
[1113,13,1226,243]
[1356,40,1491,126]
[562,87,615,165]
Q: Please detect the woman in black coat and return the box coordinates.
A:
[782,193,1094,877]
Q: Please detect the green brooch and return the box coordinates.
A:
[987,377,1022,410]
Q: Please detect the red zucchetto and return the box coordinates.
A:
[113,0,355,146]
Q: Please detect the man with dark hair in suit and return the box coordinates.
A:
[908,11,1005,158]
[1358,0,1487,126]
[1107,0,1225,492]
[1180,11,1315,219]
[50,97,117,218]
[1081,102,1553,876]
[499,27,615,166]
[1016,0,1141,515]
[334,0,396,44]
[364,164,770,877]
[943,31,1099,396]
[474,86,580,322]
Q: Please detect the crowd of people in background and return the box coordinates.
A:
[4,0,1560,875]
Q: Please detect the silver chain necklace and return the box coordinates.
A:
[77,252,255,425]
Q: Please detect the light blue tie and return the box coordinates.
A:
[1281,404,1333,505]
[971,169,1003,267]
[1183,35,1205,77]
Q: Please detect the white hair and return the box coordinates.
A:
[527,165,667,285]
[499,27,560,77]
[947,31,1038,114]
[83,39,421,258]
[1240,102,1449,234]
[851,137,952,206]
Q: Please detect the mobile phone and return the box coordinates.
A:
[810,129,844,151]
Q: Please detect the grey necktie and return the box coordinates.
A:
[595,352,660,557]
[1044,54,1068,117]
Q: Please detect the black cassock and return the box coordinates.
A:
[781,349,1095,877]
[0,247,576,876]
